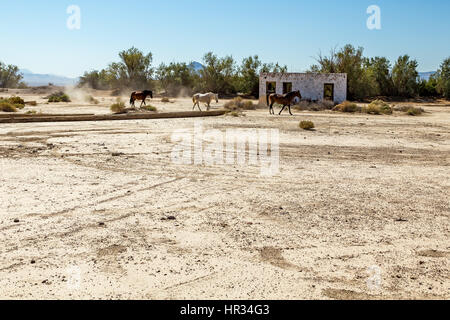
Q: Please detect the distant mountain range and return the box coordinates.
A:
[190,61,204,72]
[20,69,78,87]
[20,63,204,87]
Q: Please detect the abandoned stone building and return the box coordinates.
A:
[259,73,347,104]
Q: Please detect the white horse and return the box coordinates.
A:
[192,92,219,111]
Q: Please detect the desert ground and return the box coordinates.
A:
[0,87,449,299]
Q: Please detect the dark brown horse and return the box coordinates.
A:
[267,90,302,115]
[130,90,153,108]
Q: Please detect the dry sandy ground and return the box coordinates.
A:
[0,89,449,299]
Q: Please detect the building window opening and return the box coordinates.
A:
[283,82,292,94]
[324,83,334,101]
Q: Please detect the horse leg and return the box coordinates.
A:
[279,105,286,115]
[288,105,293,116]
[269,103,274,115]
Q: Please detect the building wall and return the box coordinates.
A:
[259,73,347,104]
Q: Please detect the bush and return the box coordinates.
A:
[48,92,71,103]
[332,101,360,113]
[161,97,170,103]
[8,96,25,105]
[394,105,424,115]
[110,101,126,114]
[0,96,25,109]
[142,105,157,112]
[0,102,17,112]
[299,120,315,130]
[224,97,256,110]
[406,107,423,116]
[364,100,393,115]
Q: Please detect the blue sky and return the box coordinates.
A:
[0,0,449,78]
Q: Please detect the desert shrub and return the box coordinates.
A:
[224,97,256,110]
[227,111,241,117]
[0,102,17,112]
[393,105,424,115]
[26,110,37,115]
[332,101,360,113]
[161,97,170,103]
[8,96,25,105]
[142,105,157,112]
[110,100,126,114]
[48,92,71,103]
[406,107,423,116]
[299,120,315,130]
[364,100,393,115]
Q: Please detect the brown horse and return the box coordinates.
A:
[130,90,153,108]
[266,90,302,115]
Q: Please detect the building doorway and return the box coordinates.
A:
[266,82,276,95]
[324,83,334,101]
[283,82,292,94]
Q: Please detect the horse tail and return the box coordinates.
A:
[130,92,136,105]
[266,94,270,106]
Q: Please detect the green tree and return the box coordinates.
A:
[364,57,392,96]
[77,47,154,90]
[0,62,25,88]
[436,57,450,99]
[392,55,419,97]
[418,75,438,97]
[155,62,198,96]
[199,52,237,95]
[78,69,109,89]
[310,45,377,100]
[260,62,288,74]
[237,55,261,97]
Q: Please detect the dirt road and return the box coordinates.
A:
[0,94,448,299]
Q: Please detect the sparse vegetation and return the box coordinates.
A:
[299,120,315,130]
[48,92,71,103]
[0,102,17,112]
[364,100,393,115]
[393,105,424,115]
[406,107,423,116]
[142,105,157,112]
[110,100,126,114]
[224,97,256,111]
[332,101,360,113]
[161,97,170,103]
[0,96,25,109]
